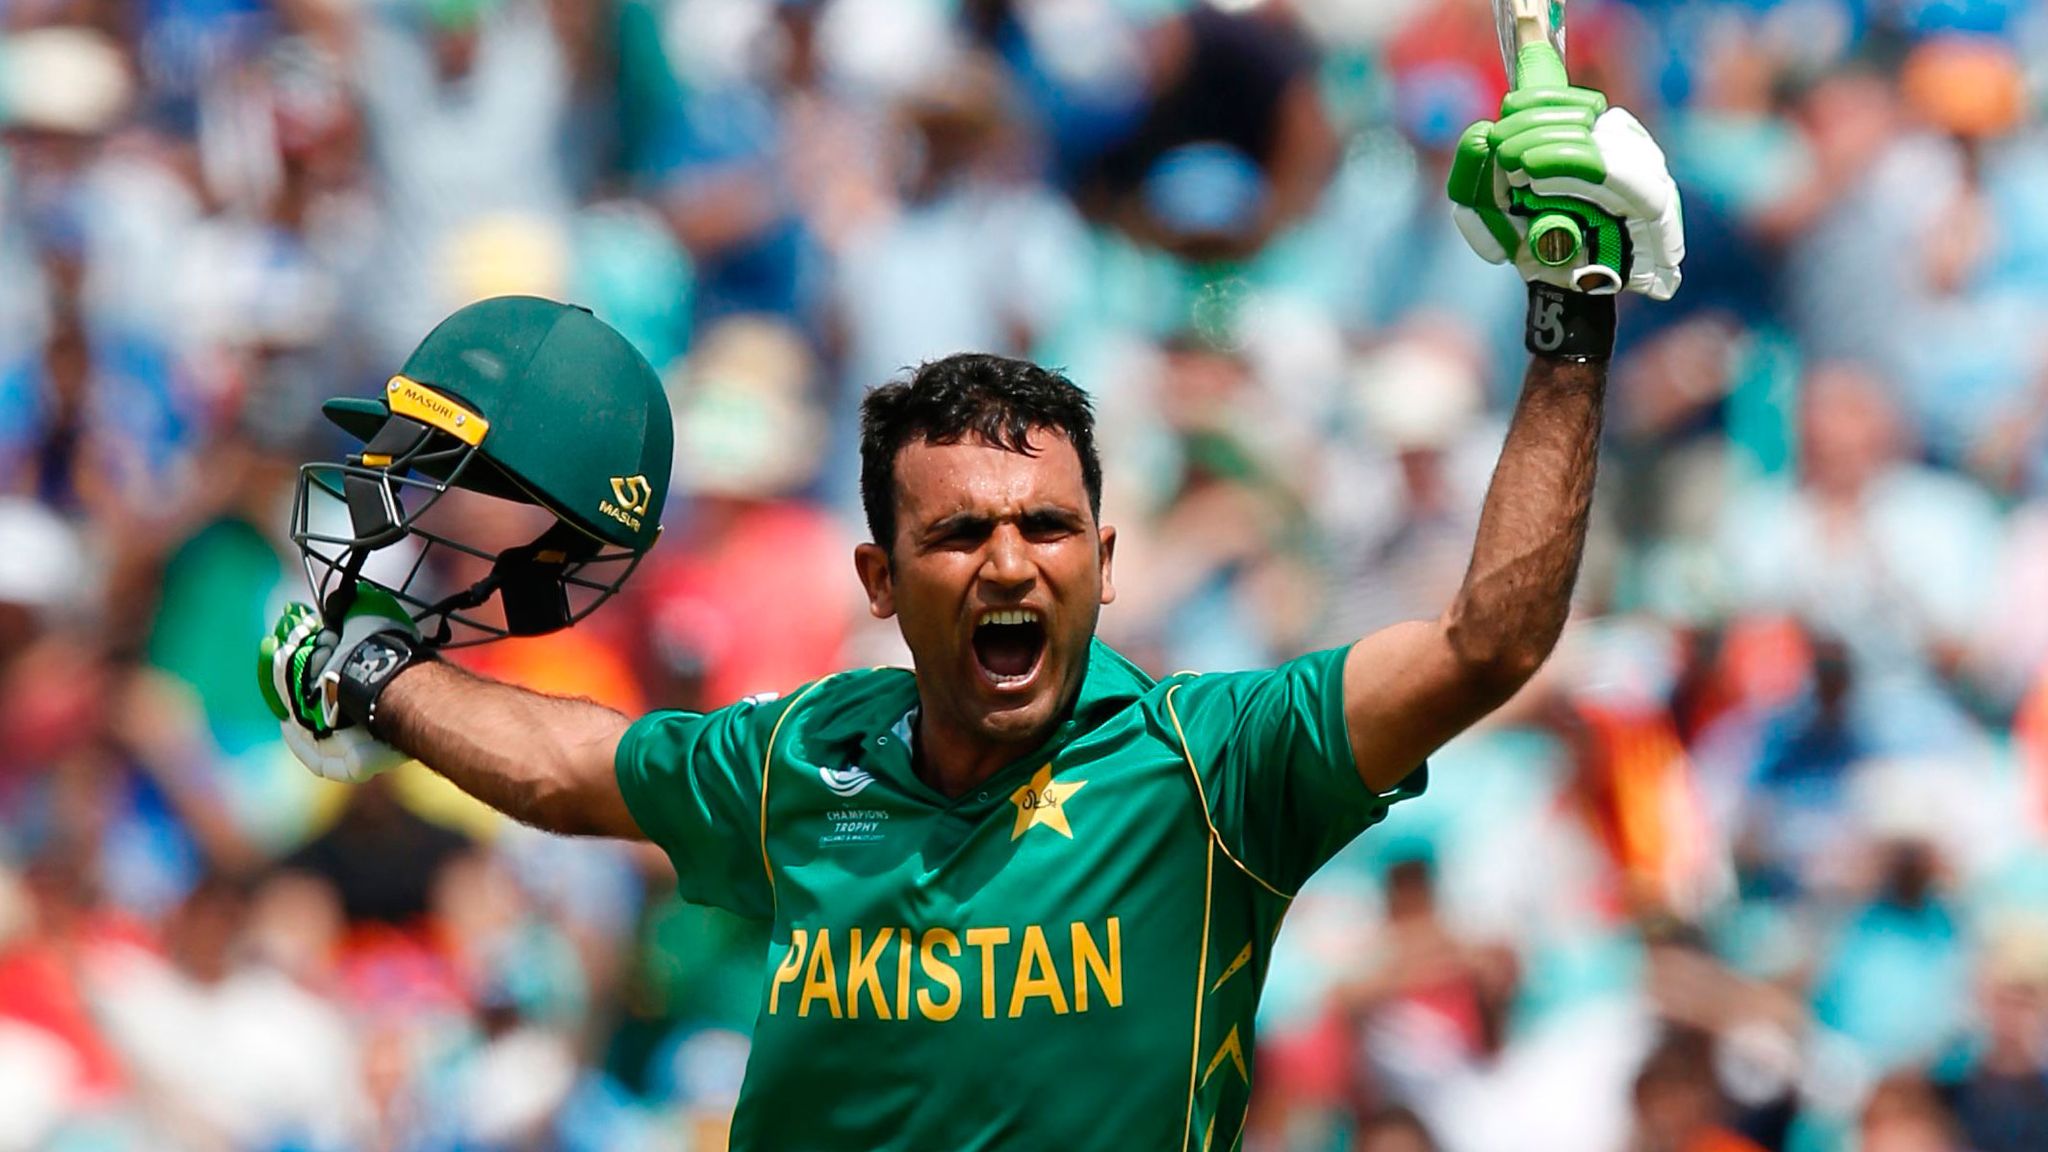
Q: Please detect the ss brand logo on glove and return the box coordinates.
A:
[1530,297,1565,352]
[345,642,404,685]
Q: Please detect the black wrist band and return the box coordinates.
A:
[1525,283,1617,361]
[334,631,435,737]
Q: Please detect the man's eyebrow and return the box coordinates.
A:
[919,506,1085,540]
[922,511,994,539]
[1020,506,1087,529]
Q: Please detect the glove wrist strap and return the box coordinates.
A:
[332,631,436,739]
[1525,283,1616,361]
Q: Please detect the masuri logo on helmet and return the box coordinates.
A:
[291,296,674,646]
[603,474,655,529]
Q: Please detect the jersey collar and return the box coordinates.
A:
[1068,637,1156,725]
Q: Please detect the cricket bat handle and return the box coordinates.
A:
[1511,40,1584,268]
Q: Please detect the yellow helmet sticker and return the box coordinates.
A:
[386,375,489,447]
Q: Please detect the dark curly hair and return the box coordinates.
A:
[859,353,1102,549]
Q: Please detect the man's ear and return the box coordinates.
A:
[854,542,896,619]
[1098,524,1117,606]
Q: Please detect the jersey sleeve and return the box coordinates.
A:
[1165,646,1427,897]
[615,694,793,919]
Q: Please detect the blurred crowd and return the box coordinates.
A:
[2,0,2048,1149]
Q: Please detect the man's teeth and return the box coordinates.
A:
[978,608,1041,626]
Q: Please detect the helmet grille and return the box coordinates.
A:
[291,429,645,646]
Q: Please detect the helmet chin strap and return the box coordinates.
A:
[322,549,371,626]
[419,519,603,642]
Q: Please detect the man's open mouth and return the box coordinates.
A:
[971,608,1047,688]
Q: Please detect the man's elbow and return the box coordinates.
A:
[1441,610,1556,704]
[532,734,635,839]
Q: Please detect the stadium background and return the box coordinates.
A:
[2,0,2047,1148]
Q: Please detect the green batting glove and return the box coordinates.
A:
[1448,86,1684,301]
[259,601,330,731]
[258,583,421,783]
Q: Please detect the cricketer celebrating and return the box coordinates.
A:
[262,80,1682,1149]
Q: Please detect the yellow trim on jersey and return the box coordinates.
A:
[1164,685,1295,902]
[1200,1025,1248,1088]
[1181,839,1214,1150]
[1205,1024,1254,1152]
[1210,943,1252,994]
[760,678,833,918]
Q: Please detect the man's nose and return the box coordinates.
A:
[980,524,1035,591]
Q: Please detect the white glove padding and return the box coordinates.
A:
[280,719,408,784]
[1525,107,1683,300]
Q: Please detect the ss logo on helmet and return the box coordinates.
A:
[601,474,653,530]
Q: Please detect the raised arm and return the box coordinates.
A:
[374,660,639,839]
[263,585,796,918]
[1341,354,1604,792]
[1342,81,1684,793]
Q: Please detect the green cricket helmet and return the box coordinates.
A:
[291,296,673,645]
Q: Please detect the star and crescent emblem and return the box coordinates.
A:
[1010,763,1085,840]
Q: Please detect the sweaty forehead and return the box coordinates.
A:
[891,432,1089,525]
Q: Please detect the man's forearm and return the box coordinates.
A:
[1443,354,1606,689]
[373,660,641,838]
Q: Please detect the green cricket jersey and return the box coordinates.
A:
[616,639,1425,1151]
